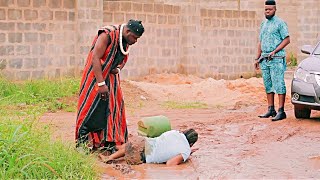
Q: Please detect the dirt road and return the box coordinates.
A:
[40,73,320,179]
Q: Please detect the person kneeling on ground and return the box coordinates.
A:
[99,128,199,166]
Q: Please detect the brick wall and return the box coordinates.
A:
[160,0,319,62]
[199,9,257,79]
[76,0,103,76]
[103,1,182,78]
[296,0,320,61]
[103,1,258,79]
[0,0,78,80]
[0,0,318,80]
[0,0,103,80]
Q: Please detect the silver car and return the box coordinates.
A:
[291,40,320,118]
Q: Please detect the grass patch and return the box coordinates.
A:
[162,101,207,109]
[127,100,145,115]
[0,77,101,179]
[255,73,262,78]
[0,77,79,115]
[0,119,100,179]
[287,52,298,67]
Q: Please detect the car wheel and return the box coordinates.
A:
[294,106,311,119]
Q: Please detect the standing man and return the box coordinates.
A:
[75,19,145,150]
[254,0,290,121]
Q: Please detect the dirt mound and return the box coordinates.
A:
[129,74,261,107]
[121,80,151,106]
[134,73,204,85]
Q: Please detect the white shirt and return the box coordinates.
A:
[145,130,191,164]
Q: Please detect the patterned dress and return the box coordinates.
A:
[75,25,128,148]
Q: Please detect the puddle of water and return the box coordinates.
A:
[101,162,198,179]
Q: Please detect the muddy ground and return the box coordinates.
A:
[40,73,320,179]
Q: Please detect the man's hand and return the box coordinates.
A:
[166,154,184,166]
[268,51,276,59]
[110,68,120,74]
[98,85,109,101]
[254,60,260,70]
